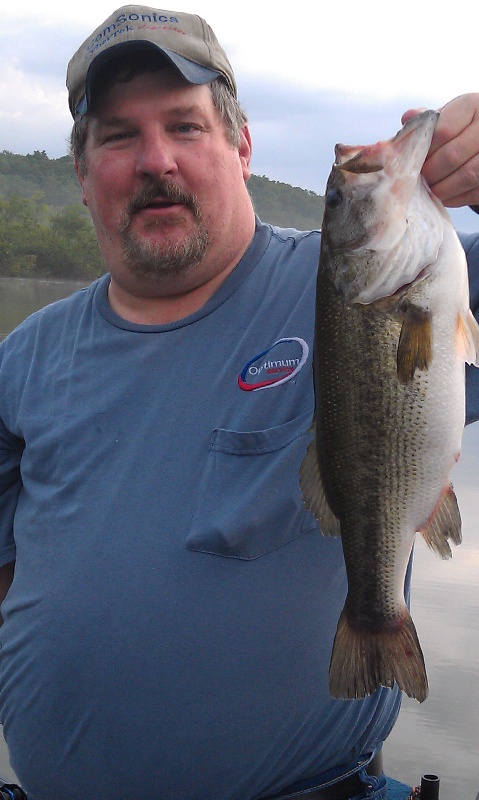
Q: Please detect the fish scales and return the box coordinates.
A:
[300,110,479,703]
[316,276,446,539]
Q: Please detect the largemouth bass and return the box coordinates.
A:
[300,110,479,703]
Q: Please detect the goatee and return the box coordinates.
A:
[118,180,209,283]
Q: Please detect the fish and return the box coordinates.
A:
[300,110,479,703]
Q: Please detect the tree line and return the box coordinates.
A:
[0,149,325,281]
[0,193,103,280]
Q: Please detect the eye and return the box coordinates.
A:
[326,188,343,209]
[174,123,202,135]
[100,130,135,146]
[107,132,131,141]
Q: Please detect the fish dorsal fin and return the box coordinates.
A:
[299,424,341,537]
[397,304,433,384]
[419,484,462,559]
[457,309,479,366]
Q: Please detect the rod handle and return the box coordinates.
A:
[420,774,440,800]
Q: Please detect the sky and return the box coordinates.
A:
[1,0,479,230]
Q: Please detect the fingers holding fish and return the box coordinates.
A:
[426,156,479,209]
[402,94,479,207]
[420,94,479,158]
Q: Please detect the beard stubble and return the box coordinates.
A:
[118,180,209,285]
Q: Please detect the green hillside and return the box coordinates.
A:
[0,151,84,212]
[0,150,325,280]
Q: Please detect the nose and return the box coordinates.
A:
[135,131,178,180]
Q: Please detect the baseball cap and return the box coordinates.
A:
[66,5,237,117]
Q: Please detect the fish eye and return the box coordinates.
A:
[326,188,343,209]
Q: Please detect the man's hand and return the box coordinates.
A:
[402,94,479,207]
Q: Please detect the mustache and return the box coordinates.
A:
[125,180,201,219]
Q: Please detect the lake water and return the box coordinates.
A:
[0,276,478,798]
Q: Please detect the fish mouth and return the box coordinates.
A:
[334,109,440,178]
[336,145,386,174]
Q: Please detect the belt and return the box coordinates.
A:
[261,751,384,800]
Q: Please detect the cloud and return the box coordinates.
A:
[0,65,71,157]
[240,76,435,193]
[0,30,478,234]
[0,20,75,156]
[0,17,81,77]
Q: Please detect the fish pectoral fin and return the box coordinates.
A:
[396,304,433,384]
[299,424,341,536]
[457,309,479,366]
[419,484,462,559]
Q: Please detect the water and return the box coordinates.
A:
[0,277,478,797]
[0,277,87,342]
[385,425,479,799]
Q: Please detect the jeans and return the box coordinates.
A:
[258,752,389,800]
[349,768,388,799]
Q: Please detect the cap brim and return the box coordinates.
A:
[76,40,221,115]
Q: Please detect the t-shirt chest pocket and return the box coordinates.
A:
[186,410,317,559]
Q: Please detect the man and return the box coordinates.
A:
[0,6,478,799]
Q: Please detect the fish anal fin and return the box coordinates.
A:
[299,424,341,537]
[329,606,428,703]
[397,304,433,384]
[457,309,479,366]
[419,483,462,559]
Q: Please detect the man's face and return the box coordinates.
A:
[76,68,252,301]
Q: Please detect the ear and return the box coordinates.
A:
[74,157,89,207]
[239,124,252,182]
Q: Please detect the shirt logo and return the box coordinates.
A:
[238,337,309,392]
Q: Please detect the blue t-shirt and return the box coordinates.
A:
[0,219,477,800]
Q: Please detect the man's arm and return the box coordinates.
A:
[0,561,14,624]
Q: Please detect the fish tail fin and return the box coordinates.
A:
[329,606,428,703]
